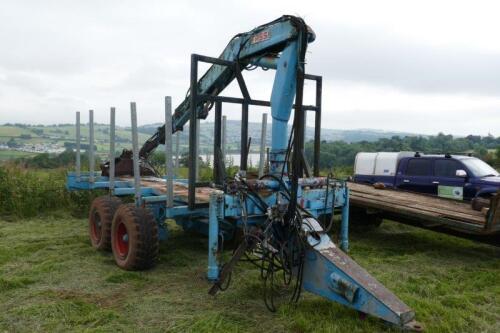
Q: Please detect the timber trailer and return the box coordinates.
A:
[67,16,423,331]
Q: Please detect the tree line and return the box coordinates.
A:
[305,133,500,170]
[5,133,499,172]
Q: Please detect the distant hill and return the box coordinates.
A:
[138,121,420,147]
[0,121,421,157]
[0,122,421,156]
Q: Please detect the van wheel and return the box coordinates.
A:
[471,195,491,211]
[111,204,159,270]
[88,196,122,251]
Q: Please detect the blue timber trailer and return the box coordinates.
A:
[67,15,422,331]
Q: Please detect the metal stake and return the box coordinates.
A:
[213,101,222,184]
[76,112,81,182]
[258,113,268,178]
[130,102,141,206]
[109,107,116,192]
[89,110,94,183]
[175,132,180,177]
[314,77,322,177]
[240,103,249,171]
[188,54,198,209]
[195,118,200,180]
[165,96,174,208]
[222,115,227,162]
[265,147,270,174]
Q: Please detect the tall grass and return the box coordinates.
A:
[0,165,101,219]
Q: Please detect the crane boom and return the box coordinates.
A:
[102,15,314,176]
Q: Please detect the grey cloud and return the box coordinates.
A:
[309,24,500,96]
[1,70,50,95]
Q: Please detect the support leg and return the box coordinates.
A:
[208,190,223,281]
[301,217,422,331]
[340,187,349,252]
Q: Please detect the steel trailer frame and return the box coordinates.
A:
[68,54,350,273]
[67,48,421,331]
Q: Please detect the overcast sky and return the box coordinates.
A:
[0,0,499,136]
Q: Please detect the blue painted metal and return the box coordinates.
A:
[66,150,423,329]
[208,190,224,281]
[270,41,298,174]
[171,17,314,132]
[66,15,422,330]
[301,217,419,329]
[340,187,350,251]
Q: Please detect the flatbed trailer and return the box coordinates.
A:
[348,182,500,246]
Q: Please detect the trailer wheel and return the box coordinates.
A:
[111,204,159,270]
[349,207,383,230]
[88,196,122,251]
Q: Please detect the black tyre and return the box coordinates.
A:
[89,196,122,251]
[471,196,491,211]
[349,207,383,230]
[111,204,159,270]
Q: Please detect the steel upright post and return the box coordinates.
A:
[258,113,268,178]
[240,103,249,171]
[130,102,141,207]
[265,147,270,174]
[213,101,222,184]
[313,77,322,177]
[175,132,180,177]
[221,115,227,161]
[165,96,174,208]
[109,107,116,192]
[195,118,200,180]
[188,54,198,209]
[76,112,81,182]
[89,110,95,183]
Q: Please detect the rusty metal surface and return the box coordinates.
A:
[319,245,413,317]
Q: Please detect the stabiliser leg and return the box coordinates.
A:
[207,190,224,281]
[302,217,423,331]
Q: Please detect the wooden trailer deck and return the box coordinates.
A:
[348,182,500,243]
[120,176,215,204]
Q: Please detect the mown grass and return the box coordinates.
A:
[0,214,498,332]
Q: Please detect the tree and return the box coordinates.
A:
[496,146,500,167]
[7,138,18,148]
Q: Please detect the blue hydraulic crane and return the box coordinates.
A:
[69,15,423,331]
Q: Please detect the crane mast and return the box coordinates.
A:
[103,15,314,177]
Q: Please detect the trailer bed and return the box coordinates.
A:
[120,176,215,204]
[348,182,500,242]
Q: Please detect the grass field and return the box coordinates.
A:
[0,150,38,161]
[0,213,498,332]
[0,124,151,156]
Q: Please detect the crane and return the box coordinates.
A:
[101,15,313,177]
[69,15,423,331]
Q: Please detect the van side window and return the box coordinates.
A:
[406,159,431,176]
[434,159,461,178]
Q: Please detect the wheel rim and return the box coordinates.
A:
[91,211,101,242]
[115,221,129,258]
